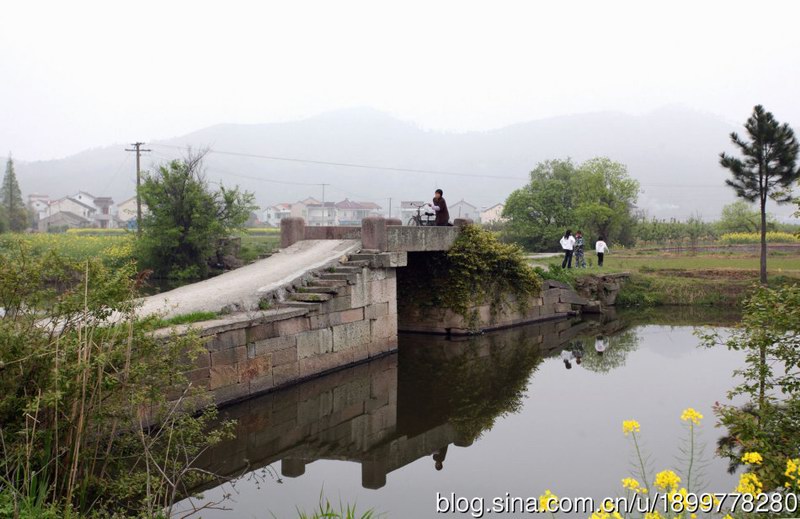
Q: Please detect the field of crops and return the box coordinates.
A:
[0,232,135,266]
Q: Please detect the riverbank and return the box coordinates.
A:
[533,247,800,308]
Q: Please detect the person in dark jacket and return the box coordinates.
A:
[432,189,450,226]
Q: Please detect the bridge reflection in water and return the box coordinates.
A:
[194,314,625,491]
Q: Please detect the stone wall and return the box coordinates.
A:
[163,262,399,408]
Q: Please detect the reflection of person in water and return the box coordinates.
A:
[560,349,574,370]
[572,340,585,365]
[595,335,607,356]
[433,445,448,471]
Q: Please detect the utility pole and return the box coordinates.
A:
[388,197,392,219]
[321,183,329,225]
[125,142,150,235]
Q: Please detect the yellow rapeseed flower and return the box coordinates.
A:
[741,452,763,465]
[735,472,763,495]
[621,477,645,493]
[680,408,703,425]
[654,470,681,491]
[622,420,641,436]
[539,489,558,512]
[644,513,663,519]
[786,458,800,489]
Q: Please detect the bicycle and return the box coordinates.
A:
[407,203,436,226]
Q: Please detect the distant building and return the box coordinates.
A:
[47,196,97,220]
[449,199,479,221]
[335,199,382,225]
[27,194,50,223]
[480,203,506,224]
[262,203,292,227]
[38,211,91,232]
[305,201,337,226]
[116,196,144,227]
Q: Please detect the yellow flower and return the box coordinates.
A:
[539,489,558,512]
[786,458,800,489]
[735,472,763,495]
[654,470,681,491]
[644,513,663,519]
[622,420,641,436]
[741,452,763,465]
[680,408,703,425]
[621,477,644,493]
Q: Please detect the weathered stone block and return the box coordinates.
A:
[212,382,249,405]
[249,373,274,395]
[365,302,389,320]
[240,355,272,382]
[210,364,239,389]
[362,216,388,251]
[555,302,573,314]
[184,367,210,389]
[245,322,277,342]
[370,314,397,340]
[281,217,305,248]
[297,328,333,359]
[309,307,364,329]
[207,328,246,351]
[324,295,354,313]
[272,345,298,367]
[332,320,371,351]
[273,361,300,386]
[211,345,247,367]
[250,335,296,358]
[275,316,310,336]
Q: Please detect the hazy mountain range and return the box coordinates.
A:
[7,106,798,221]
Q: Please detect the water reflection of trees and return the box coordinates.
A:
[578,329,640,374]
[399,327,544,444]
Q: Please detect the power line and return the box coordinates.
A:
[148,142,527,181]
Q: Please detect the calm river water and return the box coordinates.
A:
[176,307,744,518]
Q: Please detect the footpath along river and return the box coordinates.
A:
[175,307,744,518]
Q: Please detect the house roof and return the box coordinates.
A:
[482,203,504,212]
[41,210,91,224]
[117,195,137,206]
[451,199,477,209]
[50,196,96,212]
[335,198,382,210]
[75,190,97,199]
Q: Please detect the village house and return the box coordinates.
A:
[449,199,479,221]
[261,203,292,227]
[334,199,382,225]
[480,203,506,224]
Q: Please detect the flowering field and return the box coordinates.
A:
[0,232,135,267]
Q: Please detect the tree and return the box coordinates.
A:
[718,200,763,233]
[502,157,639,250]
[573,157,640,244]
[720,105,800,285]
[137,151,257,279]
[502,159,578,250]
[0,155,28,232]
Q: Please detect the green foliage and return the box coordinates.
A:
[718,200,764,233]
[137,152,257,279]
[399,225,541,330]
[296,496,378,519]
[148,310,219,329]
[698,285,800,490]
[720,105,800,284]
[719,231,799,244]
[632,216,718,247]
[532,263,577,288]
[0,155,29,232]
[0,243,234,517]
[502,157,639,250]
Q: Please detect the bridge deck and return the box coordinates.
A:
[137,239,361,318]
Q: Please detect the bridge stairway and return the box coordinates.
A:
[279,258,370,313]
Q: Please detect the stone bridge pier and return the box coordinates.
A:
[164,217,592,411]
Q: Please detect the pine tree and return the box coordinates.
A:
[720,106,800,285]
[0,155,28,232]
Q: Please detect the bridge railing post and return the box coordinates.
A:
[362,216,387,252]
[281,217,306,248]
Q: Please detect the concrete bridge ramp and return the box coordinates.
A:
[137,239,361,319]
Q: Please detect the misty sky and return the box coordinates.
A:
[2,0,799,161]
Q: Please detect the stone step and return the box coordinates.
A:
[313,279,348,288]
[348,253,379,262]
[340,259,370,268]
[319,273,357,284]
[300,285,341,295]
[289,292,334,303]
[281,301,323,313]
[331,265,363,273]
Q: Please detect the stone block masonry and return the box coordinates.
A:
[161,258,400,410]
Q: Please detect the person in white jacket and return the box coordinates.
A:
[595,237,609,267]
[559,229,576,269]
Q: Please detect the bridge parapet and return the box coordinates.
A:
[281,216,467,253]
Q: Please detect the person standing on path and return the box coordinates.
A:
[596,237,609,267]
[431,189,450,226]
[560,229,576,269]
[574,230,586,268]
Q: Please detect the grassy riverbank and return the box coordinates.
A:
[535,247,800,308]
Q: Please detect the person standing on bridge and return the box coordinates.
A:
[431,189,450,226]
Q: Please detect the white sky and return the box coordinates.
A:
[2,0,799,161]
